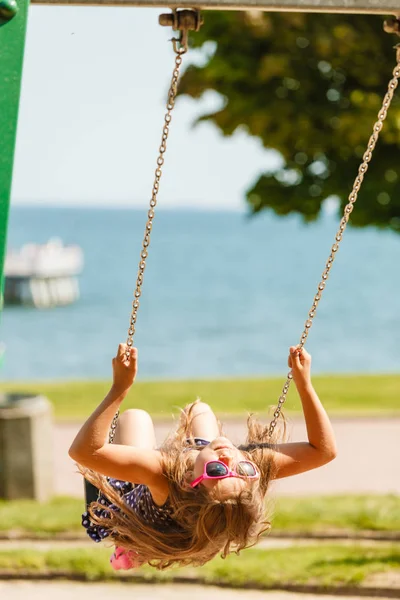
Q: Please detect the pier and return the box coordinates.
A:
[4,239,83,308]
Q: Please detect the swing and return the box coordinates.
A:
[85,10,400,506]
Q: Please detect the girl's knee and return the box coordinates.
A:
[189,401,220,440]
[120,408,153,425]
[191,401,213,417]
[116,409,156,448]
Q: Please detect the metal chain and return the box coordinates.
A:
[125,49,186,351]
[267,46,400,438]
[107,42,188,444]
[108,411,120,444]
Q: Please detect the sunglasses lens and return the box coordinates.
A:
[237,461,257,476]
[206,461,229,477]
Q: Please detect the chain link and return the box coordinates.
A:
[125,51,185,352]
[107,47,187,444]
[267,49,400,438]
[108,411,120,444]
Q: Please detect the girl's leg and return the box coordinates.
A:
[110,409,156,570]
[113,409,157,449]
[189,402,221,441]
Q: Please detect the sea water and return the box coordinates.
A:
[2,205,399,381]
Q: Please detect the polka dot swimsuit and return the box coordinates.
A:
[82,479,177,542]
[82,438,210,543]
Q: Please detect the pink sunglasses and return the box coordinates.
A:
[191,459,259,488]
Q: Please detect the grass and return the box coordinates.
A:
[0,544,399,588]
[1,374,400,420]
[1,494,399,536]
[272,494,400,533]
[0,497,82,536]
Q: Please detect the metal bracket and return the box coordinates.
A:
[159,9,203,53]
[384,16,400,36]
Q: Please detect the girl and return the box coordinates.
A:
[69,343,337,570]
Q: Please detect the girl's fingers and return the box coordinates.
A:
[292,355,302,370]
[125,348,138,371]
[114,344,138,371]
[117,343,126,358]
[289,347,302,369]
[127,348,138,367]
[288,347,296,367]
[299,348,311,366]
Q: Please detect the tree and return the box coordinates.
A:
[179,13,400,232]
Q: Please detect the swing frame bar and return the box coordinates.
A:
[29,0,400,15]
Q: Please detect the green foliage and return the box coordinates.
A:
[179,13,400,232]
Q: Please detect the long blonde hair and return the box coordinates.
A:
[81,401,283,570]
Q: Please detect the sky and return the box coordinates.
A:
[12,6,281,210]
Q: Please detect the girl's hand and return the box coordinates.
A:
[288,346,312,387]
[111,344,138,396]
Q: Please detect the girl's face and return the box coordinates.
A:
[191,437,257,500]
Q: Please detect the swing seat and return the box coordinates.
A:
[84,479,100,512]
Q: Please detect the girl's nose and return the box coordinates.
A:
[218,454,233,467]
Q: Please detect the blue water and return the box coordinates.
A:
[2,205,399,381]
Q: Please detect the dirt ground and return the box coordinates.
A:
[0,582,394,600]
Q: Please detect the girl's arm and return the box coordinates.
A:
[68,345,165,489]
[273,346,337,479]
